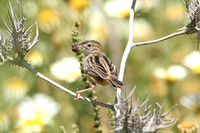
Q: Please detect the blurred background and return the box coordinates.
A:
[0,0,199,132]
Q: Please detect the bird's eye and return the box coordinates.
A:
[87,44,91,47]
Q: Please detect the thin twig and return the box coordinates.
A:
[22,63,114,110]
[36,72,114,109]
[133,30,186,47]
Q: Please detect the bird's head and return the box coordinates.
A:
[72,40,104,55]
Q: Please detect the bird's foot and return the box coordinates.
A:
[75,91,81,100]
[74,85,96,100]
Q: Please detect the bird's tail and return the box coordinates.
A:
[107,76,124,88]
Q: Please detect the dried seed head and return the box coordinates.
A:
[113,87,177,132]
[185,0,200,24]
[184,0,200,47]
[0,0,39,67]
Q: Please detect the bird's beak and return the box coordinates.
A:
[72,43,81,53]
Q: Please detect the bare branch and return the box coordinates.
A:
[118,0,136,95]
[118,4,187,87]
[22,61,114,110]
[133,30,186,47]
[116,0,137,132]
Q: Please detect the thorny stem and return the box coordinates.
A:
[22,62,114,110]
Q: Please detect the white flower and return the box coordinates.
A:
[183,51,200,74]
[50,57,81,83]
[16,93,60,133]
[4,77,28,102]
[104,0,132,17]
[153,65,188,82]
[153,68,166,79]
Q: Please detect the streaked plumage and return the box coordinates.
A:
[72,40,124,99]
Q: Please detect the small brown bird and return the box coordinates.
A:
[72,40,124,99]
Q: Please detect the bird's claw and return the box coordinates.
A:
[75,91,81,100]
[74,85,96,100]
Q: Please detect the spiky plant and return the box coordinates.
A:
[113,87,177,133]
[183,0,200,47]
[0,0,39,67]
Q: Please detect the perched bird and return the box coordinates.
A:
[72,40,124,99]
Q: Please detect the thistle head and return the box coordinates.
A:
[0,0,39,67]
[113,87,177,132]
[184,0,200,47]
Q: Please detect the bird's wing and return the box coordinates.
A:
[83,54,118,79]
[101,55,118,77]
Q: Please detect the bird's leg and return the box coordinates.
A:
[75,84,96,100]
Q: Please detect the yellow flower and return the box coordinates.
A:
[178,121,198,133]
[37,8,61,33]
[4,77,28,101]
[50,57,81,83]
[16,93,60,133]
[164,5,184,22]
[0,112,9,132]
[117,9,130,18]
[25,50,43,66]
[104,0,132,18]
[153,65,187,82]
[183,51,200,75]
[68,0,90,11]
